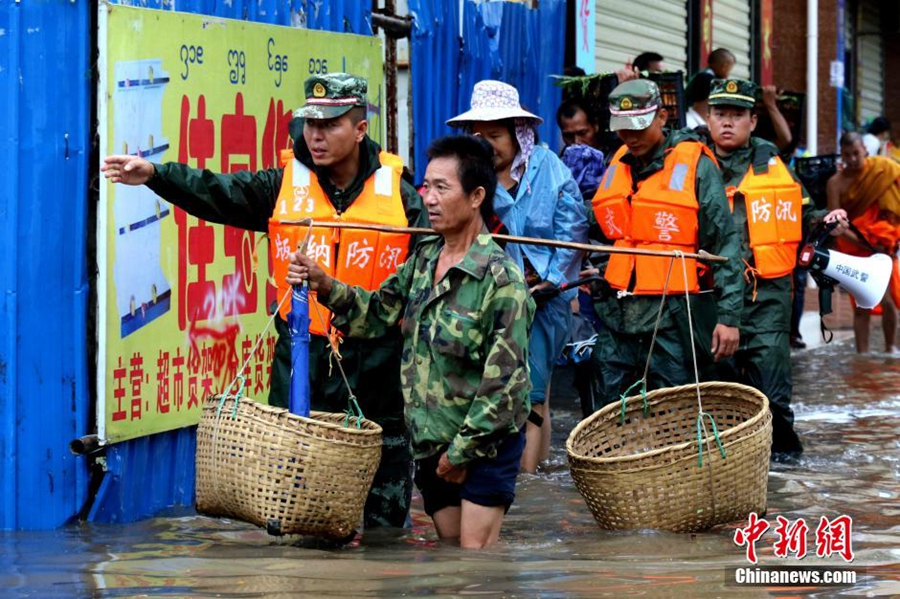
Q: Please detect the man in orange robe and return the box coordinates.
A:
[827,132,900,353]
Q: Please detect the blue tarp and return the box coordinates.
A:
[0,0,91,530]
[409,0,566,182]
[87,0,372,526]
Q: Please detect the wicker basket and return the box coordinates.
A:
[195,395,382,540]
[566,382,772,533]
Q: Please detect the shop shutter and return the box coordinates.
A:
[711,0,752,80]
[857,0,884,122]
[594,0,688,74]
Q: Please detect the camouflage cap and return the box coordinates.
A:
[708,78,758,109]
[608,79,662,131]
[294,73,368,120]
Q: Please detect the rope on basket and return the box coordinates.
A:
[672,250,727,467]
[619,253,677,424]
[210,223,314,490]
[293,218,366,429]
[673,250,725,524]
[309,297,365,429]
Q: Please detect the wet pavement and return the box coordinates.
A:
[2,333,900,598]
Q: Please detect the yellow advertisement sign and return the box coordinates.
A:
[100,5,383,443]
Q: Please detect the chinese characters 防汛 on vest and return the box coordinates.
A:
[268,149,410,335]
[591,142,714,294]
[728,155,803,279]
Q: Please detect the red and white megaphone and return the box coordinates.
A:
[798,224,893,310]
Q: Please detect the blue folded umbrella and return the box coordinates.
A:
[288,284,311,417]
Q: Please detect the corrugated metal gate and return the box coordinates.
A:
[593,0,689,75]
[856,0,884,123]
[711,0,751,80]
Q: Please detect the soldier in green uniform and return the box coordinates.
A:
[288,135,534,549]
[705,77,848,458]
[587,80,744,407]
[101,73,427,528]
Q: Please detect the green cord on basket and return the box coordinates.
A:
[619,379,648,424]
[230,374,247,419]
[343,395,365,429]
[696,411,727,467]
[216,373,247,419]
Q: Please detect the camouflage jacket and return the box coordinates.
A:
[324,231,535,465]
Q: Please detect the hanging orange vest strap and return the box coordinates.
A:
[591,141,711,294]
[732,154,803,279]
[268,149,410,336]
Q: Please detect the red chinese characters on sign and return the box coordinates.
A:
[112,356,128,422]
[172,347,186,412]
[157,350,171,415]
[112,333,277,429]
[175,209,217,329]
[187,319,240,404]
[173,91,291,332]
[178,94,215,169]
[221,93,257,173]
[121,91,288,429]
[733,512,771,564]
[129,352,146,421]
[735,514,855,564]
[261,98,293,170]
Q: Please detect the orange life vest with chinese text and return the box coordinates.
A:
[729,155,803,279]
[268,149,410,336]
[592,141,711,294]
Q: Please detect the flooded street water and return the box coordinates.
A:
[3,335,900,598]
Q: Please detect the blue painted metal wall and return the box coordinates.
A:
[112,0,370,33]
[86,0,373,525]
[2,0,566,529]
[0,0,92,530]
[409,0,566,182]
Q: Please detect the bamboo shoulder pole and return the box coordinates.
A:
[279,220,728,263]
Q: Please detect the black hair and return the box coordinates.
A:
[426,135,498,220]
[563,65,587,77]
[634,52,664,73]
[347,105,367,125]
[687,72,713,104]
[840,131,864,149]
[708,48,736,66]
[868,117,891,136]
[557,99,596,127]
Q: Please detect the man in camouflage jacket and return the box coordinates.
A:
[288,135,534,549]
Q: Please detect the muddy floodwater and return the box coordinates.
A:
[3,336,900,598]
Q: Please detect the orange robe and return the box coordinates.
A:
[836,156,900,310]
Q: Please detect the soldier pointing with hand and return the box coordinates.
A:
[102,73,428,530]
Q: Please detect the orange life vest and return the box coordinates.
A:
[592,141,712,294]
[729,155,803,279]
[268,149,410,336]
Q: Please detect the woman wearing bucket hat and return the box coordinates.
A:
[448,80,589,473]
